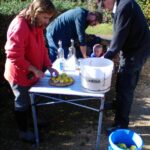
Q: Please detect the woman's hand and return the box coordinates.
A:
[34,69,45,78]
[47,67,59,77]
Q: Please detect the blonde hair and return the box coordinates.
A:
[20,0,57,26]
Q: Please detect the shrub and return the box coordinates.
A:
[0,0,30,15]
[137,0,150,26]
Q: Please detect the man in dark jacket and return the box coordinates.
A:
[46,7,103,62]
[96,0,150,133]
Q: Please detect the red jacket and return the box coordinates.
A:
[4,16,52,86]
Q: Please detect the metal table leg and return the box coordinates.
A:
[30,93,40,146]
[96,96,105,150]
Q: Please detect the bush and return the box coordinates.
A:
[53,0,87,12]
[137,0,150,26]
[0,1,30,15]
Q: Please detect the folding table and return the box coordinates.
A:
[29,70,106,150]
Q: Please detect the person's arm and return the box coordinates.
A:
[80,45,88,58]
[5,18,31,71]
[104,3,133,59]
[75,9,88,57]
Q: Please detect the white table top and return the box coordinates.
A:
[29,70,104,97]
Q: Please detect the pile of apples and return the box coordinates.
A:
[51,73,73,84]
[117,143,137,150]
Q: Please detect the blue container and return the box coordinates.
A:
[108,129,143,150]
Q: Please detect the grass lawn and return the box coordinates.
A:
[86,23,113,36]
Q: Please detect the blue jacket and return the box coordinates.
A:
[104,0,150,61]
[46,7,89,62]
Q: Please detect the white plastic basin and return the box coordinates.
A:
[80,57,114,93]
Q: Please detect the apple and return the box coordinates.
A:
[130,145,137,150]
[117,143,127,149]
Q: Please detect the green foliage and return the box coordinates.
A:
[0,0,88,15]
[137,0,150,25]
[53,0,87,11]
[0,1,30,15]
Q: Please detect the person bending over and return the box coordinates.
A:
[46,7,103,62]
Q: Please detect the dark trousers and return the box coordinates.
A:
[114,54,148,128]
[9,83,32,131]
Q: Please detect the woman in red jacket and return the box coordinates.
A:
[4,0,58,142]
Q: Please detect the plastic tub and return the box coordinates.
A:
[108,129,143,150]
[80,58,114,93]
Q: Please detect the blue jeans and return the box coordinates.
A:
[114,53,148,127]
[10,83,31,111]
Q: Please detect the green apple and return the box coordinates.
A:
[117,143,127,149]
[130,145,137,150]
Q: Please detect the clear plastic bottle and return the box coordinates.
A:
[68,39,76,58]
[57,40,65,71]
[67,39,78,70]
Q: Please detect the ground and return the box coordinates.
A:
[0,57,150,150]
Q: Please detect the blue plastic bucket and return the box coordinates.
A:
[108,129,143,150]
